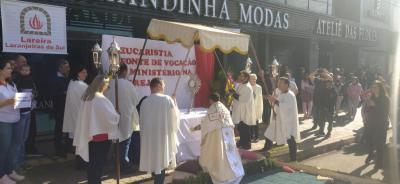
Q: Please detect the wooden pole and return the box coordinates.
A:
[213,52,229,79]
[173,46,192,95]
[132,37,149,83]
[114,76,121,184]
[249,39,271,96]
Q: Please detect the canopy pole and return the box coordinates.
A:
[173,33,197,95]
[173,46,192,95]
[249,39,270,96]
[132,36,149,83]
[213,51,229,79]
[114,75,121,184]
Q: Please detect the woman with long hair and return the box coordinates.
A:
[0,59,25,184]
[73,75,120,184]
[364,80,390,169]
[301,75,314,119]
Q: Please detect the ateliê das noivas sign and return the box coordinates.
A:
[99,0,290,30]
[1,0,67,54]
[315,19,378,42]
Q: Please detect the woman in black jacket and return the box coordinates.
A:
[364,80,390,169]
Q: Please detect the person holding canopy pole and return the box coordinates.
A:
[88,39,124,184]
[73,74,120,184]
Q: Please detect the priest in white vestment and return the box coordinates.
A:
[139,78,179,184]
[199,93,244,184]
[264,77,300,161]
[73,75,120,184]
[231,71,256,150]
[249,74,263,142]
[104,63,139,170]
[63,67,88,139]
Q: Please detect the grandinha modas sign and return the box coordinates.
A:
[103,0,290,30]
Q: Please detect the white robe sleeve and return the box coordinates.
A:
[237,85,252,103]
[168,96,179,157]
[95,97,120,139]
[62,81,87,136]
[255,85,264,122]
[277,92,300,141]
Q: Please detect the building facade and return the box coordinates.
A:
[7,0,394,73]
[0,0,397,134]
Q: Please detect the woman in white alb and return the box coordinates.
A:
[73,75,120,184]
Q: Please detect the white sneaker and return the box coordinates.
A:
[8,171,25,181]
[0,175,16,184]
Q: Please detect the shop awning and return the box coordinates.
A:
[147,19,250,55]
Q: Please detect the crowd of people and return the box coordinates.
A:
[259,65,392,170]
[0,53,396,184]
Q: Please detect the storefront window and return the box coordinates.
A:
[309,0,328,14]
[287,0,309,10]
[327,0,332,15]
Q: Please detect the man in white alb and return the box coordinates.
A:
[249,74,263,142]
[231,71,256,150]
[264,77,300,161]
[139,78,179,184]
[104,63,139,171]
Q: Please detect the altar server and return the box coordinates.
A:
[249,74,263,142]
[264,77,300,161]
[73,75,120,184]
[199,93,244,184]
[104,63,139,170]
[139,78,179,184]
[231,71,255,150]
[63,66,88,169]
[63,66,88,139]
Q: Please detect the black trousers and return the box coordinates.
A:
[264,136,297,161]
[54,112,66,155]
[250,121,260,139]
[263,100,272,127]
[313,107,322,128]
[366,129,387,168]
[128,131,140,165]
[237,122,251,148]
[87,140,111,184]
[318,110,334,134]
[152,170,165,184]
[25,110,37,153]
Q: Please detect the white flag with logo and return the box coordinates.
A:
[1,0,67,54]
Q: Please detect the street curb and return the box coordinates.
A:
[273,160,386,184]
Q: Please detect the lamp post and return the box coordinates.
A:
[108,38,121,184]
[91,42,103,74]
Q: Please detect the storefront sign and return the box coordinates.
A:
[101,35,197,109]
[316,19,377,42]
[100,0,290,30]
[239,3,289,30]
[1,0,67,54]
